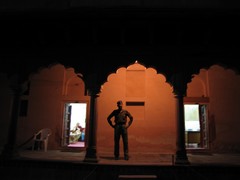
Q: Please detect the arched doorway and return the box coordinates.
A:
[62,102,87,149]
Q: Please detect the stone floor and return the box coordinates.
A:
[1,150,239,180]
[18,150,240,166]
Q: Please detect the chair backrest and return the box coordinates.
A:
[35,128,52,140]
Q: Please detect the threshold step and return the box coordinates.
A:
[118,175,157,179]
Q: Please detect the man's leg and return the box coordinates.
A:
[114,126,120,159]
[122,128,129,160]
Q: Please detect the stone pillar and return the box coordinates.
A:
[0,75,22,159]
[83,72,101,163]
[84,90,99,163]
[172,73,190,165]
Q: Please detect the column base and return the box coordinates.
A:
[175,157,190,165]
[0,144,20,160]
[175,150,190,165]
[84,147,98,163]
[83,157,99,163]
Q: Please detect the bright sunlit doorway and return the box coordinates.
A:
[62,102,87,148]
[184,104,209,150]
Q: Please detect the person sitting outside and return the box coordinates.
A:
[69,122,81,144]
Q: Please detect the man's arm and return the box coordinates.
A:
[126,112,133,128]
[107,112,115,128]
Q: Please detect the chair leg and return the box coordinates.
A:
[44,142,46,152]
[44,140,47,152]
[37,142,40,151]
[32,141,35,151]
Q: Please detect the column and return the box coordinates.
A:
[172,73,190,165]
[0,75,22,159]
[84,90,99,163]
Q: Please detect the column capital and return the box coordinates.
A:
[85,73,102,96]
[171,73,188,97]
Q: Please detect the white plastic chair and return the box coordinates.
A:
[32,128,52,152]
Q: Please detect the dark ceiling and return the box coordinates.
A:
[1,7,240,85]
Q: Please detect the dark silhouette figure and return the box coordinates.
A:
[107,100,133,160]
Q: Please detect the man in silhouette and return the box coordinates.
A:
[107,100,133,160]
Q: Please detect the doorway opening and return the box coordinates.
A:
[184,104,209,150]
[63,102,87,148]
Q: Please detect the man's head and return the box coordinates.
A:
[117,100,123,108]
